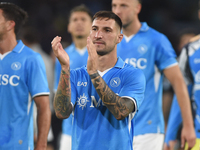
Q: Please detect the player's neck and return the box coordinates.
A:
[0,34,17,54]
[122,20,141,37]
[189,34,200,43]
[97,50,117,72]
[73,37,87,49]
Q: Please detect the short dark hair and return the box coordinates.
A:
[93,11,122,31]
[199,0,200,10]
[0,2,28,35]
[69,4,93,22]
[138,0,142,4]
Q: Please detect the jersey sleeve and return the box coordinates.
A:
[70,69,77,105]
[118,68,146,111]
[54,58,62,92]
[26,53,50,98]
[155,34,177,71]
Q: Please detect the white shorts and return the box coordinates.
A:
[133,133,164,150]
[59,133,72,150]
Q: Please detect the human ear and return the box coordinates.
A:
[117,33,123,43]
[6,20,15,31]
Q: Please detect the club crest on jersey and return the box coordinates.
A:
[138,44,148,54]
[11,62,21,70]
[77,93,89,110]
[110,77,121,87]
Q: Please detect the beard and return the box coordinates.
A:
[0,34,3,41]
[96,46,114,56]
[97,51,110,56]
[75,35,84,39]
[122,20,133,29]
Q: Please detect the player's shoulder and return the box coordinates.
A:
[123,63,144,75]
[20,44,39,56]
[186,34,200,52]
[19,46,45,66]
[147,27,167,40]
[70,66,87,76]
[189,34,200,43]
[64,43,75,52]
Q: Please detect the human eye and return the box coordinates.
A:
[92,27,97,31]
[121,4,127,8]
[105,28,111,32]
[112,4,116,9]
[81,18,86,22]
[72,18,77,22]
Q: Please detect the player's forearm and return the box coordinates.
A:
[54,69,72,119]
[90,72,134,120]
[173,78,194,127]
[35,104,51,149]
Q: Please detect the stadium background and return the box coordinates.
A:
[3,0,200,56]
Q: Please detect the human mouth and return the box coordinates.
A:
[94,41,105,45]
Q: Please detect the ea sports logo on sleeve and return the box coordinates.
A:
[11,62,21,70]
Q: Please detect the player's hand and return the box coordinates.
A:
[181,125,196,149]
[86,36,98,75]
[51,36,70,70]
[163,141,177,150]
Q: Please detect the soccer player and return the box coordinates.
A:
[54,4,92,150]
[164,2,200,150]
[111,0,196,149]
[52,11,146,150]
[0,2,51,150]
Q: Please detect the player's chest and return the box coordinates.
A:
[74,76,122,110]
[0,56,26,86]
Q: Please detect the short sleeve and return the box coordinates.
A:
[70,69,77,105]
[155,34,177,71]
[26,53,49,98]
[118,68,146,111]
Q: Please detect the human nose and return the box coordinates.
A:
[95,30,103,38]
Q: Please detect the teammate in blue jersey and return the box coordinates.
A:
[112,0,196,149]
[54,5,92,150]
[164,5,200,149]
[0,3,51,150]
[52,11,146,150]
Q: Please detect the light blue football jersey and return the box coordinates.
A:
[54,43,88,136]
[70,57,145,150]
[117,22,177,135]
[165,39,200,144]
[0,40,49,150]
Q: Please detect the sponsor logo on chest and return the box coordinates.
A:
[0,62,21,86]
[0,74,20,86]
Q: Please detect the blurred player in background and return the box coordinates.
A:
[112,0,196,149]
[54,4,92,150]
[0,2,51,150]
[164,1,200,149]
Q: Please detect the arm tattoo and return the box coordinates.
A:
[90,72,134,120]
[54,69,72,119]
